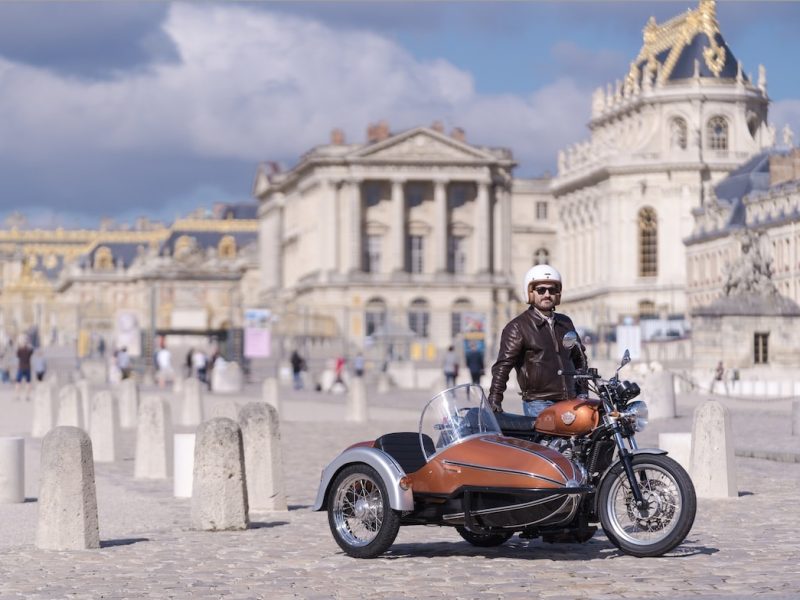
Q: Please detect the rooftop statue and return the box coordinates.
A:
[722,229,778,297]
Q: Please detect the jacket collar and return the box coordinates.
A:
[528,306,555,328]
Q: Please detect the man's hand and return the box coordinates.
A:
[489,399,504,413]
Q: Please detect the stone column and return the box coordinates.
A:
[493,183,512,277]
[390,178,405,273]
[434,178,448,273]
[260,196,283,291]
[319,179,338,281]
[474,180,490,274]
[36,427,100,550]
[341,181,362,273]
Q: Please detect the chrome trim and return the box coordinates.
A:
[312,446,414,512]
[443,493,561,520]
[442,459,564,487]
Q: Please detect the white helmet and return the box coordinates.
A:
[522,264,562,303]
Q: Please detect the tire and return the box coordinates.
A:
[327,464,401,558]
[598,454,696,557]
[455,526,513,547]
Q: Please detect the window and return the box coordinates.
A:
[365,182,382,207]
[638,207,658,277]
[754,332,769,364]
[450,298,473,338]
[671,117,688,149]
[408,298,430,338]
[536,201,548,220]
[638,300,657,319]
[218,235,236,258]
[365,298,387,337]
[707,116,728,150]
[365,235,382,273]
[409,235,424,273]
[448,236,467,274]
[534,248,550,265]
[94,246,114,270]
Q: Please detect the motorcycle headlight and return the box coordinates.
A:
[624,400,649,432]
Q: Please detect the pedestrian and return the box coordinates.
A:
[712,360,727,394]
[192,349,208,383]
[443,345,459,388]
[465,342,484,385]
[488,264,587,417]
[333,356,347,391]
[290,350,305,390]
[185,347,194,378]
[353,353,365,378]
[32,348,47,382]
[156,342,173,389]
[116,346,132,379]
[15,337,34,398]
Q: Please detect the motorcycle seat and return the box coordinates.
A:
[494,412,537,433]
[374,432,435,475]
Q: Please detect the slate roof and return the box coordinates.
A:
[159,230,256,256]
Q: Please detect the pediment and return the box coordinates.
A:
[352,128,496,163]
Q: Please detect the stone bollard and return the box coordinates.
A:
[134,397,173,479]
[0,437,25,503]
[31,381,58,438]
[36,427,100,550]
[191,418,249,530]
[181,378,205,427]
[261,377,281,414]
[377,372,391,394]
[239,403,287,512]
[173,373,185,395]
[690,400,737,498]
[346,376,367,422]
[76,379,92,432]
[90,391,119,463]
[118,378,139,430]
[793,401,800,437]
[642,371,676,420]
[658,432,692,475]
[174,434,196,498]
[211,360,243,393]
[56,384,85,430]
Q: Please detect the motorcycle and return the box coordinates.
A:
[313,339,695,559]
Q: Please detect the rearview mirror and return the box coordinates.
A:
[562,331,579,350]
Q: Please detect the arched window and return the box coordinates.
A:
[94,246,114,270]
[638,300,657,320]
[450,298,473,338]
[533,248,550,265]
[364,297,387,338]
[707,116,728,150]
[408,298,430,338]
[670,117,688,149]
[218,235,237,258]
[638,207,658,277]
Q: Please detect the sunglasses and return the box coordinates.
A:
[533,286,560,295]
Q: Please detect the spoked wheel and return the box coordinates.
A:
[598,454,696,557]
[455,526,513,547]
[327,464,401,558]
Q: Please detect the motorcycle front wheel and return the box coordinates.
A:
[327,464,401,559]
[598,454,696,557]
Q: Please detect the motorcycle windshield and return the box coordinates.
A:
[419,384,501,461]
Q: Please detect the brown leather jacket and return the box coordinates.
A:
[488,308,587,409]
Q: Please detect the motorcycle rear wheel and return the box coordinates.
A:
[455,526,513,547]
[598,454,696,557]
[327,464,401,559]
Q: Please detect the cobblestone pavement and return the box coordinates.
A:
[1,385,799,599]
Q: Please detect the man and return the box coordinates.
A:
[465,342,484,385]
[15,337,34,399]
[488,264,587,417]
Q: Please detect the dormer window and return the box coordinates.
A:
[707,116,728,150]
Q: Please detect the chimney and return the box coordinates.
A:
[769,148,800,187]
[451,127,466,142]
[330,128,345,145]
[431,120,444,133]
[375,120,390,141]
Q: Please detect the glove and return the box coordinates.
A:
[488,399,504,414]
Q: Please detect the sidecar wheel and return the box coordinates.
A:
[455,526,513,547]
[327,464,401,558]
[598,454,696,557]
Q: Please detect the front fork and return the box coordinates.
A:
[613,427,648,510]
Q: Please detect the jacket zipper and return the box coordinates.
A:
[547,321,568,399]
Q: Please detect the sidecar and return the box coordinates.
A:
[313,384,590,558]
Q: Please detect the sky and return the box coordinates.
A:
[1,1,799,228]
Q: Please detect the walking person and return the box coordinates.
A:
[290,350,305,390]
[488,264,587,417]
[155,342,174,389]
[15,337,34,399]
[465,342,484,385]
[32,348,47,382]
[353,353,365,378]
[443,345,459,388]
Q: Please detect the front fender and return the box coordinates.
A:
[312,446,415,512]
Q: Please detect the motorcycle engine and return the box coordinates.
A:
[543,437,574,460]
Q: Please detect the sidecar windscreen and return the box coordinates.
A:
[419,384,501,460]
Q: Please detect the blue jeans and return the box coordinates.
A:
[522,400,553,418]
